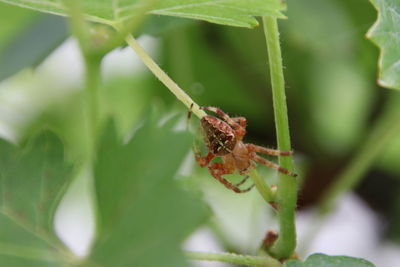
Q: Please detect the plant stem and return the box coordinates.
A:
[65,0,101,158]
[262,17,297,259]
[319,94,400,212]
[64,0,90,52]
[122,33,206,119]
[185,251,281,267]
[83,55,101,157]
[249,169,275,203]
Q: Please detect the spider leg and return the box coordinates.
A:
[187,103,194,131]
[201,106,236,125]
[201,106,246,138]
[188,103,194,120]
[209,163,254,193]
[250,154,297,177]
[194,149,216,167]
[247,144,293,156]
[232,117,247,129]
[235,175,250,187]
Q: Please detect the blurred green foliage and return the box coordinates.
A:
[89,117,207,266]
[0,3,67,81]
[0,131,72,266]
[0,3,37,50]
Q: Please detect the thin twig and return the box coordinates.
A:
[121,33,206,119]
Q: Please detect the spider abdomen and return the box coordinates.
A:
[201,115,236,155]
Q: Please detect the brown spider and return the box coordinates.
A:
[192,106,297,193]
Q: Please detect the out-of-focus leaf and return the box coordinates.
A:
[0,14,67,81]
[87,115,208,266]
[0,131,74,265]
[0,2,37,50]
[285,253,375,267]
[99,74,156,137]
[138,15,193,37]
[367,0,400,89]
[281,0,374,155]
[0,0,285,28]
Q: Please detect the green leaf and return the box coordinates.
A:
[0,131,74,265]
[367,0,400,89]
[88,115,208,266]
[150,0,285,27]
[0,2,37,51]
[138,16,193,37]
[285,253,375,267]
[0,0,285,28]
[0,14,67,81]
[99,74,156,137]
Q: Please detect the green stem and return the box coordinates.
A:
[83,56,101,157]
[63,0,90,52]
[122,33,206,119]
[263,17,297,259]
[249,169,275,203]
[64,0,101,157]
[319,94,400,212]
[185,251,281,267]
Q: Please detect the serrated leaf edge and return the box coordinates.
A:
[366,0,400,90]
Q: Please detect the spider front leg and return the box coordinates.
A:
[194,148,216,168]
[232,116,247,129]
[231,117,247,140]
[201,106,236,125]
[247,144,293,156]
[209,163,254,193]
[201,106,246,137]
[250,154,297,177]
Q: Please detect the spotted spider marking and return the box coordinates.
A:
[201,116,236,155]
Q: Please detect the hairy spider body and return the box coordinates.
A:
[193,106,297,194]
[221,142,255,175]
[201,116,236,155]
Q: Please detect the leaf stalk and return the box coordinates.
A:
[122,33,206,119]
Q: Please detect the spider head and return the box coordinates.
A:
[201,115,236,155]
